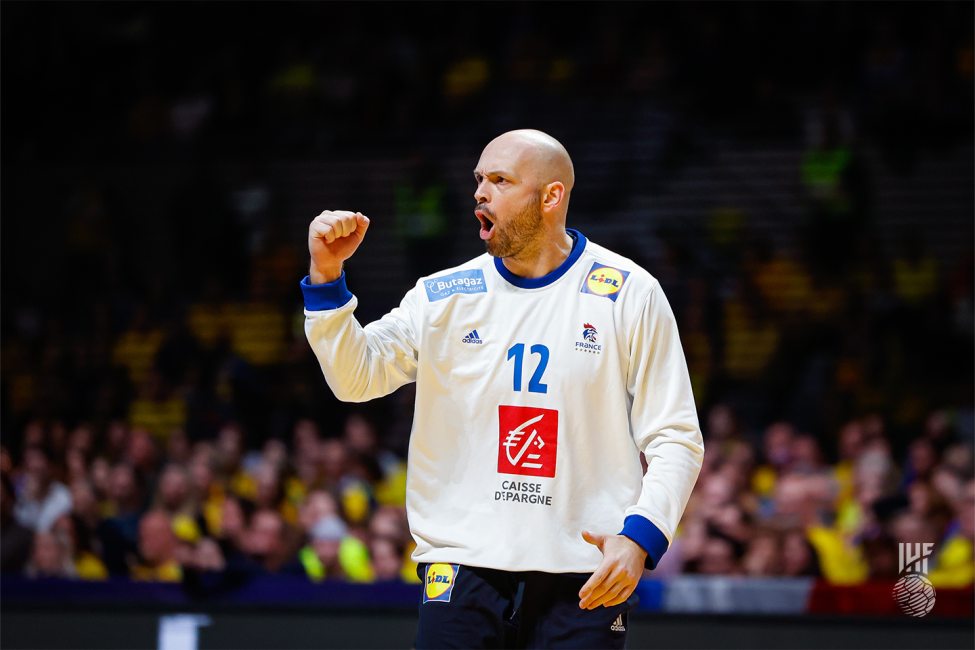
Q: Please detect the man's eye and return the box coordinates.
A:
[497,177,506,183]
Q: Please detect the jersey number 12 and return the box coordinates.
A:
[507,343,549,394]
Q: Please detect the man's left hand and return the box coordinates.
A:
[578,531,647,609]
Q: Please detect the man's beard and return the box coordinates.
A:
[484,190,544,258]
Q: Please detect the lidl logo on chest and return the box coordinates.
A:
[580,263,630,301]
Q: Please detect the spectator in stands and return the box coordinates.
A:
[226,273,287,368]
[369,504,418,583]
[69,481,102,548]
[370,537,402,581]
[928,478,974,587]
[99,463,144,574]
[127,371,187,445]
[252,461,299,526]
[111,304,164,387]
[131,510,182,582]
[298,513,373,583]
[213,495,247,558]
[320,438,349,492]
[52,514,108,580]
[24,531,76,579]
[1,474,34,574]
[215,423,256,501]
[154,463,202,542]
[14,446,72,533]
[697,537,740,575]
[742,530,782,576]
[126,429,161,490]
[239,508,300,575]
[299,490,338,532]
[781,530,821,578]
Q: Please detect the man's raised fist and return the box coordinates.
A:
[308,210,370,284]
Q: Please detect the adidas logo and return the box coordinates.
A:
[610,614,625,632]
[461,330,483,345]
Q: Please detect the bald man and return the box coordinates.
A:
[302,130,703,648]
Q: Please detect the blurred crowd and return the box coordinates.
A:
[4,3,972,164]
[2,402,972,589]
[2,414,418,585]
[656,405,974,588]
[2,1,973,591]
[1,198,973,588]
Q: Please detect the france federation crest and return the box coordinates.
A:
[582,323,597,342]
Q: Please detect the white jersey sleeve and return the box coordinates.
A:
[302,274,419,402]
[620,281,704,558]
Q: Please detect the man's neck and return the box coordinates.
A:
[501,228,574,280]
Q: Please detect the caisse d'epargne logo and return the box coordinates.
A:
[498,406,558,478]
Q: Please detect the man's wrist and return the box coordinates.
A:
[309,262,343,285]
[619,515,668,569]
[619,534,649,562]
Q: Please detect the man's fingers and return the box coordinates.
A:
[586,577,628,610]
[344,213,359,237]
[312,211,370,242]
[580,570,618,609]
[311,222,336,244]
[334,214,352,238]
[355,212,370,236]
[581,530,604,549]
[319,210,357,220]
[578,562,613,607]
[603,586,635,608]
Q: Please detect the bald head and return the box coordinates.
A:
[473,129,576,266]
[481,129,575,197]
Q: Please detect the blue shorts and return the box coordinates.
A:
[415,563,638,649]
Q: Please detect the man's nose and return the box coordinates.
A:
[474,180,488,204]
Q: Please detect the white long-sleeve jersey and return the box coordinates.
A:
[302,230,703,573]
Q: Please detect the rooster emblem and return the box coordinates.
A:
[583,323,597,343]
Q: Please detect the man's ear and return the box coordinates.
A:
[541,181,566,213]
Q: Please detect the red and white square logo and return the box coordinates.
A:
[498,406,558,478]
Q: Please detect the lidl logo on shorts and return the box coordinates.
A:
[424,563,459,603]
[580,263,630,301]
[425,270,487,302]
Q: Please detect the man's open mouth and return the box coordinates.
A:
[476,209,496,240]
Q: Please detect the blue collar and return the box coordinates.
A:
[493,229,587,289]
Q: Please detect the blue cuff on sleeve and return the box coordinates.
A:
[620,515,670,570]
[300,273,353,311]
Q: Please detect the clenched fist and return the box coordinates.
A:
[308,210,370,284]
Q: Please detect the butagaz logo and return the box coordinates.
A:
[424,269,487,302]
[580,263,630,302]
[610,614,626,633]
[576,322,602,354]
[462,330,483,344]
[893,543,937,617]
[498,406,558,478]
[423,563,459,603]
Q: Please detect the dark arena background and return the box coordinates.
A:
[1,2,973,649]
